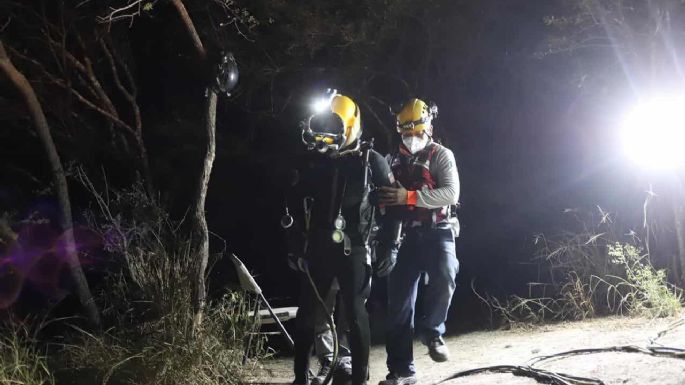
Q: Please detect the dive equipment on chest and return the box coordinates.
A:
[331,213,347,244]
[331,178,352,255]
[281,140,378,259]
[280,200,294,229]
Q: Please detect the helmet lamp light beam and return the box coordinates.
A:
[312,98,332,113]
[311,89,338,113]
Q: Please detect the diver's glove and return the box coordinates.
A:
[374,241,400,277]
[287,253,308,272]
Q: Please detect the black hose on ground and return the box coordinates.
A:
[430,365,605,385]
[304,264,339,385]
[431,318,685,385]
[527,345,685,366]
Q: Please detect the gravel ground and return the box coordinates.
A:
[247,315,685,385]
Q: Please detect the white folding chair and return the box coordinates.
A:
[229,253,296,363]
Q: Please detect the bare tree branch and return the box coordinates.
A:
[97,0,146,27]
[7,46,135,135]
[0,17,11,33]
[98,37,152,193]
[0,39,102,330]
[100,38,141,130]
[170,0,206,58]
[9,4,155,190]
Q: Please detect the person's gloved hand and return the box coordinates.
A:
[378,181,408,206]
[287,253,308,272]
[375,242,399,277]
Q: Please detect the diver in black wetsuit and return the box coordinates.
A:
[281,92,400,385]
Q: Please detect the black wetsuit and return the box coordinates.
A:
[284,146,394,385]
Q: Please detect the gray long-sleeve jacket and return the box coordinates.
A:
[414,142,460,211]
[387,141,461,237]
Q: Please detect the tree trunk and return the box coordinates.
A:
[191,90,217,328]
[0,40,102,329]
[170,0,214,329]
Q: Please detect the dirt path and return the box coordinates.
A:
[248,315,685,385]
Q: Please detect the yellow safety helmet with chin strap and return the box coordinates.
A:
[396,98,438,137]
[303,93,361,153]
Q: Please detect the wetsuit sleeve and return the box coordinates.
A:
[367,150,402,275]
[369,150,402,233]
[369,150,395,188]
[415,145,460,209]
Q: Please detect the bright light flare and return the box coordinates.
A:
[311,97,331,113]
[622,96,685,170]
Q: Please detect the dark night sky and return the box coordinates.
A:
[1,0,678,330]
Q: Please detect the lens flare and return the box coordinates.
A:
[0,259,24,309]
[0,222,100,310]
[311,97,331,113]
[622,96,685,170]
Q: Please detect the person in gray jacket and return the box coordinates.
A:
[376,98,460,385]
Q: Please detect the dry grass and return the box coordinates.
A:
[53,174,265,385]
[479,207,682,329]
[0,322,54,385]
[61,292,261,385]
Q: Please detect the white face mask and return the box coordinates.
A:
[402,134,429,154]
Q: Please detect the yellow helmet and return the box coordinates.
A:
[303,93,361,153]
[396,98,437,136]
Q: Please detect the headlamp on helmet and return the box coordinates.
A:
[396,98,438,136]
[302,91,361,153]
[311,90,336,113]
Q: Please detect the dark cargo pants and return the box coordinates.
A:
[294,236,371,385]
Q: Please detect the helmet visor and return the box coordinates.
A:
[308,112,346,146]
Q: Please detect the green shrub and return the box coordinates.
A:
[608,242,682,318]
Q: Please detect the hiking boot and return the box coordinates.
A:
[378,373,417,385]
[311,361,333,385]
[331,362,352,385]
[427,336,450,362]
